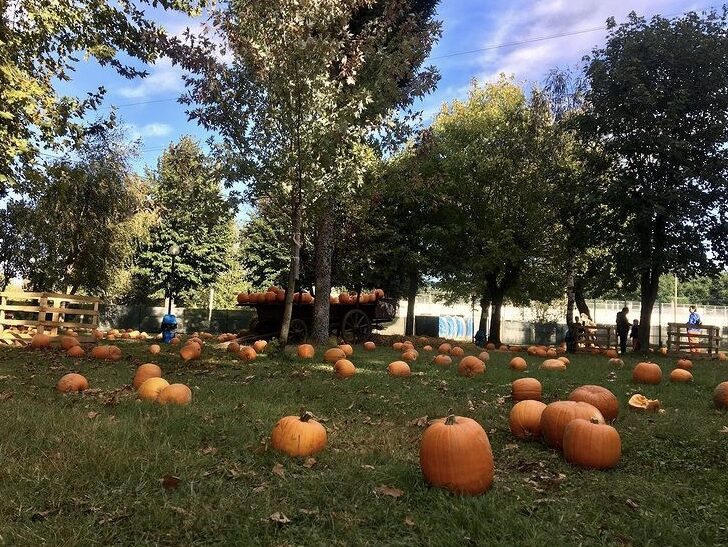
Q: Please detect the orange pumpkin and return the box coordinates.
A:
[509,357,527,371]
[387,360,411,377]
[149,344,161,355]
[297,344,315,358]
[511,378,542,402]
[333,359,356,378]
[60,335,79,350]
[419,415,494,495]
[133,363,163,389]
[540,359,567,371]
[56,373,89,393]
[30,333,50,349]
[450,346,465,358]
[628,393,661,412]
[252,340,267,354]
[300,292,314,305]
[568,385,619,422]
[609,357,625,368]
[271,411,327,457]
[423,345,433,351]
[374,288,385,299]
[237,292,249,304]
[478,351,490,362]
[713,381,728,409]
[402,341,415,350]
[433,354,452,367]
[338,344,353,357]
[540,401,605,450]
[66,345,85,358]
[180,344,200,362]
[228,342,241,354]
[238,346,257,361]
[509,400,547,439]
[546,348,558,358]
[158,383,192,405]
[393,342,404,351]
[363,341,376,351]
[563,418,621,470]
[632,362,662,384]
[401,349,418,362]
[457,356,485,377]
[534,348,548,358]
[604,349,618,359]
[138,377,170,401]
[676,358,693,370]
[438,343,452,354]
[670,368,693,383]
[557,356,570,365]
[323,347,346,363]
[339,293,352,304]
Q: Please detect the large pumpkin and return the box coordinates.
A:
[450,346,465,358]
[392,342,404,351]
[632,362,662,384]
[138,377,170,402]
[669,368,693,383]
[509,357,527,371]
[66,345,85,358]
[238,346,257,361]
[338,344,353,357]
[438,343,452,354]
[323,347,346,363]
[333,359,356,378]
[568,385,619,422]
[252,340,267,354]
[540,401,605,450]
[56,373,89,393]
[563,418,621,470]
[133,363,163,389]
[557,356,570,366]
[401,350,418,362]
[271,411,327,457]
[433,354,452,367]
[419,415,494,495]
[157,383,192,405]
[30,333,50,349]
[297,344,315,358]
[540,359,567,371]
[60,335,80,350]
[387,360,411,377]
[511,378,542,402]
[713,381,728,409]
[227,342,241,354]
[509,400,547,439]
[236,292,249,304]
[180,343,200,362]
[457,356,485,377]
[609,358,625,368]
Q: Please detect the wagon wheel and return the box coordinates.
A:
[341,309,371,344]
[288,318,309,344]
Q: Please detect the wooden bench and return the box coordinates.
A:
[666,323,721,359]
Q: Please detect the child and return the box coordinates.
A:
[630,319,640,351]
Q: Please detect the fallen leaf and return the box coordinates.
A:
[467,400,475,411]
[374,485,404,498]
[719,426,728,434]
[269,512,291,524]
[407,415,429,427]
[31,508,59,521]
[252,483,267,493]
[169,505,192,517]
[361,464,375,470]
[0,390,13,402]
[87,411,99,419]
[626,498,639,510]
[199,446,218,455]
[303,457,316,469]
[272,463,285,478]
[404,516,415,527]
[161,475,181,490]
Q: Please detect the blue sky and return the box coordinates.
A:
[57,0,706,174]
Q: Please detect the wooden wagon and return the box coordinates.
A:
[238,294,397,344]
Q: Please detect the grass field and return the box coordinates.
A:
[1,337,727,546]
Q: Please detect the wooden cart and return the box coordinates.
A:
[238,295,397,344]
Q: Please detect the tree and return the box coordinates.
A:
[426,78,565,345]
[131,137,236,306]
[0,0,202,195]
[578,8,728,349]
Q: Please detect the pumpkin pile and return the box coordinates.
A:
[134,364,192,405]
[237,287,385,306]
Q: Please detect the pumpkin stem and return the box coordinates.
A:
[299,410,314,422]
[445,414,457,425]
[590,416,601,424]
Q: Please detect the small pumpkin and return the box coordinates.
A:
[485,342,496,351]
[546,348,558,358]
[339,292,352,305]
[180,344,200,362]
[56,373,89,393]
[676,358,693,370]
[557,356,570,366]
[604,349,618,359]
[609,357,625,368]
[568,385,619,422]
[363,341,376,351]
[419,415,494,495]
[393,342,404,351]
[66,345,84,358]
[333,359,356,378]
[237,292,249,304]
[670,368,693,383]
[324,347,346,363]
[457,356,485,377]
[137,377,170,402]
[509,357,527,371]
[438,343,452,354]
[30,333,50,349]
[374,288,385,299]
[60,335,80,350]
[338,344,353,357]
[540,359,567,371]
[563,418,621,470]
[632,362,662,384]
[238,346,257,361]
[433,354,452,367]
[511,378,542,402]
[253,340,267,354]
[627,393,661,412]
[149,344,161,355]
[540,401,605,450]
[479,351,490,362]
[228,342,241,354]
[387,360,411,377]
[401,349,418,362]
[297,344,315,358]
[271,411,327,457]
[509,400,547,439]
[133,363,163,389]
[402,341,415,351]
[450,346,465,358]
[157,383,192,405]
[423,345,433,351]
[712,381,728,409]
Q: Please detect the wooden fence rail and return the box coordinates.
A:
[0,291,100,337]
[573,324,617,351]
[666,323,721,358]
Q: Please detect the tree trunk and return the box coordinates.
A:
[488,293,504,345]
[311,207,334,344]
[479,297,490,331]
[566,257,576,328]
[404,269,418,336]
[639,268,660,351]
[574,282,591,320]
[279,206,302,346]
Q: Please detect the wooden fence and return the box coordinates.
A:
[666,323,721,358]
[574,324,617,351]
[0,292,100,337]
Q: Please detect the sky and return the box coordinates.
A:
[56,0,708,174]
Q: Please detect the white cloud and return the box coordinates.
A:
[117,58,185,99]
[126,122,174,140]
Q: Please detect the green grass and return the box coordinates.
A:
[1,338,728,546]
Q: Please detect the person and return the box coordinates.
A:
[630,319,640,351]
[616,307,630,355]
[474,329,485,348]
[687,305,702,353]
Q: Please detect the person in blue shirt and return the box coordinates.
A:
[687,305,702,353]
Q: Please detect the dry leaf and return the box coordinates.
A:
[504,443,519,451]
[252,483,267,493]
[467,400,475,411]
[374,485,404,498]
[626,498,639,510]
[361,464,375,470]
[407,415,429,428]
[272,463,285,478]
[169,505,192,517]
[161,475,181,490]
[199,446,218,455]
[719,426,728,434]
[269,512,291,524]
[404,516,415,527]
[0,390,13,402]
[303,457,316,469]
[87,411,99,419]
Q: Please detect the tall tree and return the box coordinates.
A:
[579,9,728,349]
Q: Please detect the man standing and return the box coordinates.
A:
[616,307,630,354]
[687,305,702,353]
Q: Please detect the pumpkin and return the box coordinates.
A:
[180,344,200,362]
[329,295,339,304]
[423,345,433,351]
[30,333,50,349]
[401,349,418,362]
[659,347,668,356]
[66,345,85,358]
[509,400,547,439]
[712,381,728,409]
[300,292,314,305]
[387,360,411,377]
[338,344,353,357]
[632,362,662,384]
[527,346,537,355]
[157,383,192,405]
[133,363,163,389]
[339,293,352,304]
[170,337,181,345]
[56,373,89,393]
[138,377,170,401]
[374,288,385,299]
[627,393,661,412]
[509,357,527,371]
[568,385,619,422]
[479,351,490,362]
[149,344,161,355]
[438,343,452,354]
[511,378,542,402]
[433,354,452,367]
[333,359,356,378]
[60,336,80,350]
[670,368,693,383]
[324,347,346,363]
[228,342,241,354]
[563,418,621,470]
[509,345,522,352]
[417,337,430,346]
[604,349,618,359]
[402,341,415,350]
[450,346,465,358]
[540,359,567,371]
[676,358,693,370]
[92,329,104,340]
[484,342,495,350]
[534,348,548,358]
[718,351,728,361]
[363,341,376,351]
[540,401,605,450]
[297,344,315,358]
[238,346,257,361]
[557,356,570,365]
[237,292,249,304]
[419,415,494,495]
[609,358,625,368]
[252,340,267,354]
[359,293,370,304]
[393,342,404,351]
[271,411,327,457]
[546,348,558,358]
[457,356,485,377]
